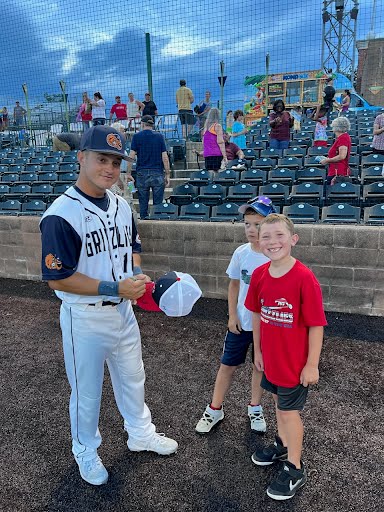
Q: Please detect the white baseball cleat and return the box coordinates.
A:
[128,433,178,455]
[76,455,108,485]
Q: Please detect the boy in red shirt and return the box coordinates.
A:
[245,214,326,501]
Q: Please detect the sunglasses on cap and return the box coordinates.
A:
[246,195,273,206]
[238,195,276,216]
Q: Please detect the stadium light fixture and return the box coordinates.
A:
[350,6,358,19]
[322,10,330,23]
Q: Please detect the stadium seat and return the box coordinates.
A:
[304,156,326,168]
[1,173,19,183]
[268,168,296,185]
[58,163,79,172]
[348,155,360,167]
[58,172,77,183]
[260,148,282,160]
[240,169,267,186]
[21,200,47,216]
[0,165,9,173]
[45,155,61,164]
[38,172,58,183]
[15,157,29,165]
[40,163,59,173]
[290,183,324,206]
[361,153,384,168]
[259,182,290,206]
[179,202,210,221]
[321,203,361,223]
[168,183,198,207]
[149,202,178,220]
[6,184,31,201]
[25,164,42,173]
[247,140,266,151]
[364,203,384,225]
[188,169,213,188]
[361,166,384,184]
[49,183,72,201]
[26,184,53,201]
[243,149,257,165]
[276,157,302,169]
[30,156,45,165]
[283,147,306,158]
[1,158,14,165]
[283,203,319,223]
[210,202,242,222]
[9,164,24,173]
[0,200,22,216]
[61,155,78,163]
[19,173,38,184]
[225,183,257,204]
[0,184,10,199]
[307,146,329,157]
[196,183,225,206]
[326,182,360,206]
[362,182,384,206]
[251,158,275,171]
[212,169,237,187]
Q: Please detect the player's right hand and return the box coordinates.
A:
[118,277,146,300]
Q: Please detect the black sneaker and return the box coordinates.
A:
[266,461,307,500]
[251,435,288,466]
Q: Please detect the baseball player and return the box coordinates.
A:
[39,125,178,486]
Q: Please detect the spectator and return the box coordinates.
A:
[109,96,127,121]
[176,79,194,139]
[291,105,302,131]
[89,92,106,126]
[372,111,384,155]
[231,110,248,149]
[196,90,212,129]
[340,90,351,115]
[76,92,92,132]
[226,110,234,133]
[193,131,245,164]
[13,101,26,127]
[127,93,144,131]
[319,116,351,185]
[1,107,9,131]
[142,92,158,121]
[195,197,276,435]
[269,100,293,150]
[202,107,227,171]
[311,105,328,147]
[127,115,171,219]
[52,132,81,152]
[323,77,336,123]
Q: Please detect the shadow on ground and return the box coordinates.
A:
[0,278,383,512]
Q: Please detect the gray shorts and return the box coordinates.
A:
[261,373,308,411]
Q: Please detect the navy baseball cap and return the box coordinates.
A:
[238,196,276,216]
[79,125,130,160]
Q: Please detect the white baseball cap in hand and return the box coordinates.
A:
[154,271,202,317]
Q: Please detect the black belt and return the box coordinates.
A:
[89,299,123,307]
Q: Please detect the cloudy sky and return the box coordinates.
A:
[1,0,381,114]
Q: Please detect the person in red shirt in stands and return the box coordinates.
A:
[245,214,326,501]
[318,116,351,186]
[109,96,127,121]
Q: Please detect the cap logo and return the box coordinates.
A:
[106,133,122,151]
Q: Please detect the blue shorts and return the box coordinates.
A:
[221,330,254,366]
[260,373,308,411]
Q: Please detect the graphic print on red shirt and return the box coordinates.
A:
[245,260,327,387]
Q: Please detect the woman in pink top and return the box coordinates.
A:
[203,108,227,171]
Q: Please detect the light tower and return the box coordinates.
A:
[321,0,359,80]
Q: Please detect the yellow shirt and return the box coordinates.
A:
[176,86,194,111]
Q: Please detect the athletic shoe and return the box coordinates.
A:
[195,404,224,434]
[76,455,108,486]
[251,435,287,466]
[127,433,178,455]
[266,460,307,500]
[248,405,267,433]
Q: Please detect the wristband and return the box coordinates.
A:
[98,281,119,296]
[133,265,142,276]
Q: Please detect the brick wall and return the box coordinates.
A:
[0,217,383,316]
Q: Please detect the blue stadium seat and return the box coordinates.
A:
[290,182,324,206]
[364,204,384,225]
[240,169,267,186]
[326,182,360,206]
[149,202,178,220]
[168,183,198,207]
[179,202,210,221]
[21,200,47,216]
[188,169,213,188]
[363,182,384,206]
[361,166,384,184]
[259,182,290,206]
[0,200,22,216]
[196,183,225,206]
[269,168,296,185]
[225,183,257,204]
[283,203,319,223]
[296,167,326,185]
[361,153,384,168]
[210,202,242,222]
[212,169,237,187]
[321,203,361,223]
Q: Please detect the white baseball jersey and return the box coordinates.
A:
[40,186,136,304]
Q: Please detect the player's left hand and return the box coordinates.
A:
[134,273,152,283]
[300,364,319,387]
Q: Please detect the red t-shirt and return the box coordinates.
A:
[327,132,351,177]
[110,103,127,119]
[245,260,327,387]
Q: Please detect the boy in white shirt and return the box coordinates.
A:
[195,196,276,434]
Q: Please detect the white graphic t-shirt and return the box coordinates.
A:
[226,243,269,331]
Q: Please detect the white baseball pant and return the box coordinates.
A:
[60,300,156,461]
